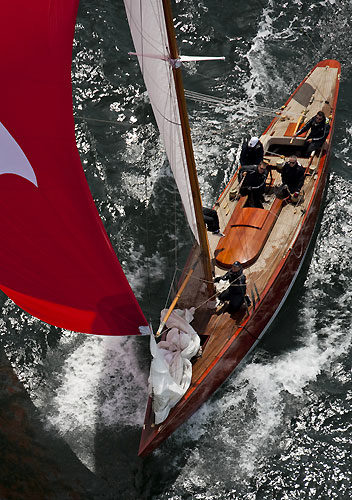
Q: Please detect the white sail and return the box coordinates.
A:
[123,0,199,243]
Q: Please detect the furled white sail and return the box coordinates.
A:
[149,308,200,423]
[123,0,199,243]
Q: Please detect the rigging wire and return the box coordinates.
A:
[144,158,153,328]
[75,115,128,126]
[300,28,320,54]
[184,89,280,116]
[164,268,178,312]
[169,178,179,310]
[74,92,281,129]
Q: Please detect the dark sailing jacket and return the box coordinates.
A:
[297,116,330,144]
[281,162,305,192]
[215,270,246,297]
[240,140,264,166]
[240,167,267,195]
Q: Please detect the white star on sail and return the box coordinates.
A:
[0,121,38,187]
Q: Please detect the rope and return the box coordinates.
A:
[300,29,320,54]
[75,115,127,126]
[74,100,278,140]
[184,89,230,106]
[184,89,281,117]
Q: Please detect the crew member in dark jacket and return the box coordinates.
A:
[214,261,246,313]
[203,207,223,236]
[239,161,267,208]
[240,136,264,166]
[295,111,330,156]
[238,164,257,182]
[280,155,305,200]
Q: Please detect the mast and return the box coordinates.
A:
[162,0,214,290]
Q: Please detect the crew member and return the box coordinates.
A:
[203,207,223,236]
[295,111,330,156]
[239,161,267,208]
[280,155,305,201]
[240,136,264,166]
[214,261,247,314]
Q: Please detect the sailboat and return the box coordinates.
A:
[0,0,340,457]
[123,3,341,456]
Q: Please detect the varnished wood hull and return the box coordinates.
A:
[139,59,340,456]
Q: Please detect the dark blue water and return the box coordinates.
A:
[1,1,351,499]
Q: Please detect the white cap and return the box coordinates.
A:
[248,136,259,147]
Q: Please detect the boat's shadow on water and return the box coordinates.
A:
[0,335,185,500]
[94,425,180,499]
[0,347,111,500]
[92,341,186,499]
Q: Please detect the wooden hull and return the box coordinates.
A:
[139,59,340,456]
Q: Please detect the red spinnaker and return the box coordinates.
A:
[0,0,148,335]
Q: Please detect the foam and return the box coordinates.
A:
[39,334,148,471]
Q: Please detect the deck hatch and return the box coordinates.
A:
[231,207,269,230]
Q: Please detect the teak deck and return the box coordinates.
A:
[139,59,341,456]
